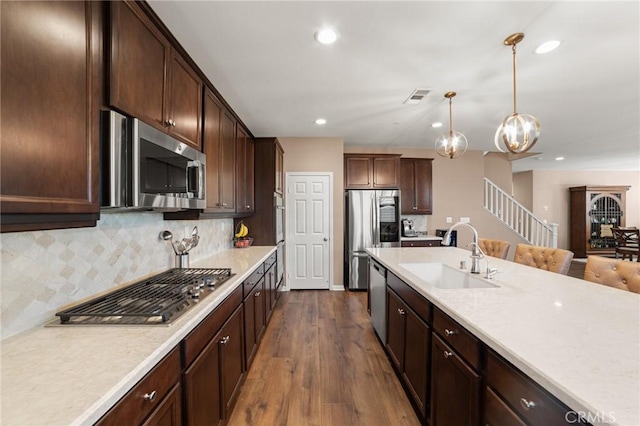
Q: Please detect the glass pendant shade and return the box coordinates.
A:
[494,112,540,153]
[435,91,467,159]
[436,131,468,159]
[495,33,540,154]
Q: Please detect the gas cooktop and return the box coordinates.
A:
[55,268,233,325]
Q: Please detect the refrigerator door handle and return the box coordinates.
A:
[372,193,379,247]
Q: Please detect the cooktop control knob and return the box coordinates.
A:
[204,276,215,287]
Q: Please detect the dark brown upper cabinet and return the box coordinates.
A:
[344,154,401,189]
[110,0,202,150]
[236,126,255,215]
[1,1,102,232]
[400,158,433,214]
[203,89,236,214]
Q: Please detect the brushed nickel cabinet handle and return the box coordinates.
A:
[220,336,230,345]
[444,351,453,358]
[444,328,459,336]
[520,398,536,411]
[397,308,406,315]
[143,390,157,402]
[255,291,261,297]
[246,205,251,209]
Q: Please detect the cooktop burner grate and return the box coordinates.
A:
[55,268,232,325]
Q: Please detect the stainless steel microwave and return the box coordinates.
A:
[101,110,206,211]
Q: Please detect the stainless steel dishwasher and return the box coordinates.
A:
[369,258,387,342]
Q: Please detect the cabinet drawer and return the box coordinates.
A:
[387,272,431,324]
[486,350,573,426]
[243,264,264,296]
[433,308,480,370]
[401,240,440,247]
[183,285,243,367]
[264,252,277,270]
[96,347,181,426]
[484,386,525,426]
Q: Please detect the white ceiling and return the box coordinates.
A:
[148,1,640,172]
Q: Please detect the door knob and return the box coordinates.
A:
[324,237,328,241]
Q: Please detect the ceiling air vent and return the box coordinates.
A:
[403,89,430,105]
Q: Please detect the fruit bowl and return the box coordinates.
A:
[233,237,254,248]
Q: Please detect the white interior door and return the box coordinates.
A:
[286,173,332,290]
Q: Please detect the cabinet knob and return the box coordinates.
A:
[413,206,417,210]
[220,335,230,345]
[444,328,459,336]
[222,203,228,206]
[397,308,406,315]
[143,390,157,402]
[246,205,251,209]
[520,398,536,411]
[165,119,176,127]
[255,291,261,297]
[443,351,453,358]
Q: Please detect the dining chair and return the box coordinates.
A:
[513,244,574,275]
[478,238,510,260]
[612,227,640,262]
[583,255,640,293]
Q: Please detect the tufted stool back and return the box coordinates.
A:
[478,238,510,260]
[583,256,640,293]
[513,244,574,275]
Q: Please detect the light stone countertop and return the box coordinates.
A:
[0,246,275,426]
[366,246,640,426]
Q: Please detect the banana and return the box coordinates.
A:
[235,222,249,238]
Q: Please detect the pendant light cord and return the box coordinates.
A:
[512,43,517,114]
[449,97,453,137]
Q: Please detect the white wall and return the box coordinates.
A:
[1,213,233,339]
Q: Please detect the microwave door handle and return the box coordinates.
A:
[131,118,140,207]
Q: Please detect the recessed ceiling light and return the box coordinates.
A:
[431,122,443,128]
[535,40,561,54]
[555,156,565,161]
[315,118,327,125]
[315,29,337,45]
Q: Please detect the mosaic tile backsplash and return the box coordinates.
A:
[1,212,233,340]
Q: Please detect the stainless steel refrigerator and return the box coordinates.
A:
[345,190,401,290]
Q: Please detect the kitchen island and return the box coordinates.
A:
[367,246,640,426]
[0,246,275,426]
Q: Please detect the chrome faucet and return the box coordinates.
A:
[444,222,482,274]
[468,242,498,279]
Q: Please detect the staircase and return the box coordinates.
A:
[484,178,558,247]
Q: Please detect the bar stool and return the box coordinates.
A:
[513,243,574,275]
[478,238,510,260]
[583,255,640,293]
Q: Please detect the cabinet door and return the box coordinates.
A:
[373,157,400,188]
[345,156,372,188]
[413,159,433,213]
[386,289,405,371]
[1,1,100,229]
[204,90,223,211]
[110,0,168,130]
[431,334,480,426]
[275,142,285,195]
[400,160,417,213]
[220,305,245,416]
[243,288,257,369]
[254,280,266,343]
[236,126,255,213]
[167,50,203,149]
[142,383,182,426]
[220,111,237,211]
[183,333,223,426]
[403,309,430,417]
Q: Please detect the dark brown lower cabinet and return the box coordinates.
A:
[265,264,278,320]
[183,330,224,426]
[386,288,430,418]
[430,334,480,426]
[220,305,245,416]
[142,383,182,426]
[484,386,525,426]
[244,279,266,369]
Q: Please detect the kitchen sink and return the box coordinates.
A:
[398,263,499,289]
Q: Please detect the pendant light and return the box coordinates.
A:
[435,92,468,159]
[494,33,540,154]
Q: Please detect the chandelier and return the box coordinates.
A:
[494,33,540,154]
[435,92,468,159]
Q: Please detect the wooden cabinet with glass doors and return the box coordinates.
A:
[569,186,630,258]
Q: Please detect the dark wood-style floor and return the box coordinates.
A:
[227,291,420,426]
